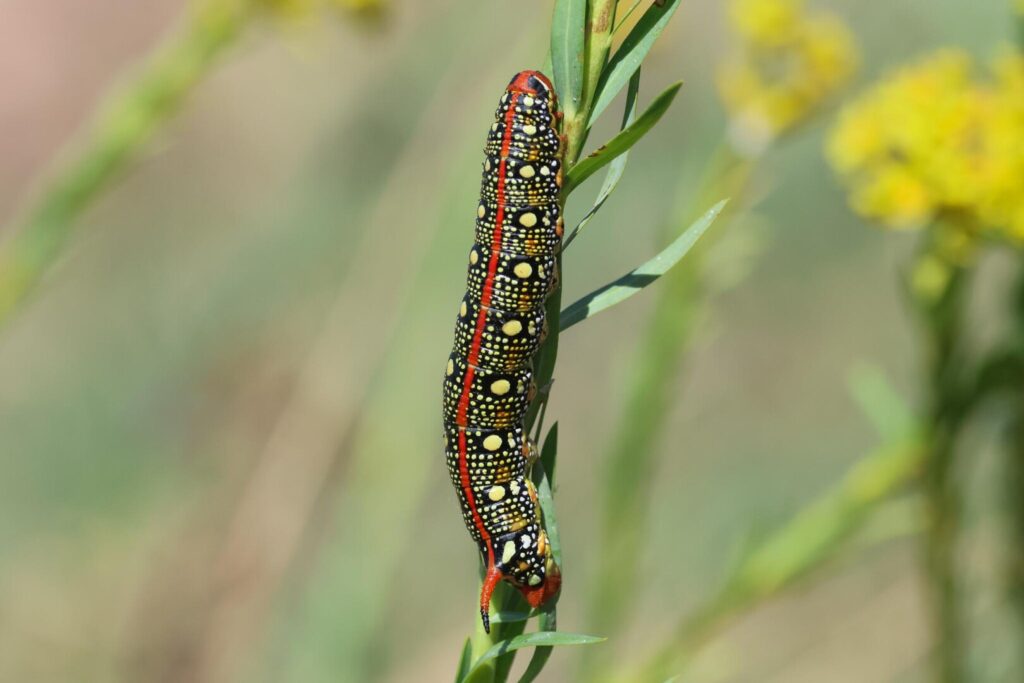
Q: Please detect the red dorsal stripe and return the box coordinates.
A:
[455,89,521,564]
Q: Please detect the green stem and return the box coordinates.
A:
[562,0,616,166]
[916,254,970,683]
[1005,410,1024,680]
[615,437,924,683]
[583,0,617,113]
[468,5,612,677]
[0,0,254,329]
[1000,264,1024,680]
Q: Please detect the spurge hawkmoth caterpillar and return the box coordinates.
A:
[442,70,564,632]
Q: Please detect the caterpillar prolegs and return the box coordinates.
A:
[442,71,564,632]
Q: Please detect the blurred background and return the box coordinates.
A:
[0,1,1016,681]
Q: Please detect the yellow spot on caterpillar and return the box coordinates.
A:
[502,320,522,336]
[523,96,535,107]
[527,320,537,335]
[519,213,537,228]
[540,166,550,176]
[478,204,486,218]
[520,165,535,179]
[528,574,542,586]
[491,379,511,396]
[502,541,516,563]
[537,531,547,557]
[514,262,533,278]
[470,250,479,265]
[509,480,521,495]
[483,434,502,451]
[522,124,537,136]
[489,486,506,502]
[446,359,454,376]
[460,301,467,317]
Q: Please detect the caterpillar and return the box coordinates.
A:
[442,70,564,633]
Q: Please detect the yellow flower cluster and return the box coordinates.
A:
[828,49,1024,245]
[718,0,858,154]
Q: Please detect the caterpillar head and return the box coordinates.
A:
[480,522,562,632]
[508,70,555,100]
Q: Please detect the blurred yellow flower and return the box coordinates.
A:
[718,0,858,154]
[828,49,1024,245]
[729,0,802,47]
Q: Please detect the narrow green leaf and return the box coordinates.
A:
[463,633,605,681]
[534,457,563,568]
[532,427,561,567]
[613,0,645,35]
[563,68,641,250]
[589,0,682,124]
[489,610,533,625]
[540,422,559,486]
[560,200,726,331]
[517,608,558,683]
[550,0,586,115]
[565,81,682,194]
[454,638,473,683]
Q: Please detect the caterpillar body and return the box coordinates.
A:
[442,70,564,632]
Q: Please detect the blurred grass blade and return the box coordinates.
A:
[517,608,557,683]
[0,1,247,328]
[846,362,915,441]
[563,68,641,250]
[560,200,725,332]
[455,638,473,683]
[627,437,924,682]
[550,0,586,115]
[461,633,605,681]
[588,0,682,124]
[565,81,682,194]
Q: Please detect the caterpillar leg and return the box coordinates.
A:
[523,438,540,467]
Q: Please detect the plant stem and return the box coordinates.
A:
[614,437,924,683]
[916,257,970,683]
[467,4,615,680]
[1000,264,1024,680]
[0,0,255,329]
[1005,410,1024,680]
[562,0,615,166]
[583,0,618,111]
